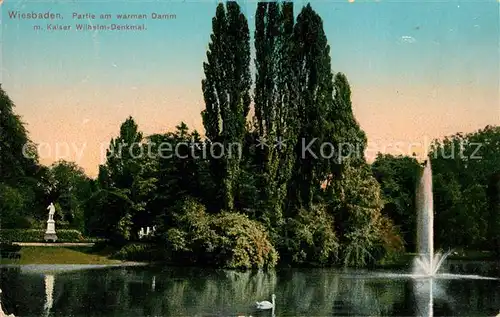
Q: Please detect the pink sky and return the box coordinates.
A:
[3,0,498,178]
[6,81,498,177]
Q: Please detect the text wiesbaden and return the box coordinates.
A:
[8,11,176,20]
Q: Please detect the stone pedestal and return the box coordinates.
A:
[44,219,57,242]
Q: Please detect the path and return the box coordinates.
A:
[12,242,95,247]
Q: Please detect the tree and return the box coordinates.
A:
[280,204,339,266]
[0,85,38,181]
[429,126,500,250]
[253,1,297,233]
[0,86,44,229]
[201,1,252,212]
[0,183,31,228]
[47,160,92,231]
[331,73,367,163]
[149,122,210,227]
[371,154,421,251]
[326,160,403,266]
[87,116,157,242]
[486,171,500,258]
[286,3,335,211]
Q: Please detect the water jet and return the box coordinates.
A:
[413,159,450,277]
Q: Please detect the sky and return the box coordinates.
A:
[1,0,499,177]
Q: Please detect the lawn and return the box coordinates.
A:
[0,246,123,265]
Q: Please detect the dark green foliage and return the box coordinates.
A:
[149,123,210,217]
[287,4,335,211]
[0,86,49,229]
[112,243,164,262]
[0,229,88,242]
[162,198,278,269]
[330,73,368,165]
[5,3,498,270]
[86,116,158,243]
[0,242,21,253]
[371,154,421,251]
[371,126,500,256]
[326,160,404,267]
[0,88,95,231]
[0,85,39,181]
[486,172,500,258]
[84,187,135,243]
[201,1,251,212]
[280,204,339,266]
[0,182,34,228]
[253,1,297,237]
[430,126,500,250]
[46,160,93,232]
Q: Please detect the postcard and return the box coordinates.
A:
[1,0,499,316]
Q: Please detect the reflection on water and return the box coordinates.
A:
[413,278,435,317]
[0,262,499,317]
[43,274,54,316]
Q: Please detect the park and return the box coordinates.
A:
[1,1,499,316]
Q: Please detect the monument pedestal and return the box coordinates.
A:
[44,220,57,242]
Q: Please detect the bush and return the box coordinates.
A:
[113,243,165,262]
[279,205,339,266]
[162,197,278,270]
[326,160,405,267]
[0,242,21,253]
[208,212,279,269]
[0,184,31,229]
[0,229,95,242]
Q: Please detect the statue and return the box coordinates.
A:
[44,203,58,242]
[47,203,55,221]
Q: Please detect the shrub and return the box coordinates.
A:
[371,214,405,264]
[113,243,165,262]
[162,197,278,269]
[280,204,339,266]
[326,160,405,267]
[0,229,95,242]
[208,212,279,269]
[0,242,21,253]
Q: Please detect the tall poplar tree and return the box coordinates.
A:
[253,1,297,232]
[322,73,368,187]
[201,1,251,212]
[324,73,402,266]
[287,4,334,211]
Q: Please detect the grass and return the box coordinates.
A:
[0,246,124,265]
[1,246,495,266]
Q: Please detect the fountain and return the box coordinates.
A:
[413,278,434,317]
[412,159,451,277]
[409,158,498,316]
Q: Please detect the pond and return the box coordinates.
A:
[1,261,499,316]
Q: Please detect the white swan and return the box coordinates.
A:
[256,294,275,310]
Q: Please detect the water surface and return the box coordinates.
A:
[1,261,499,316]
